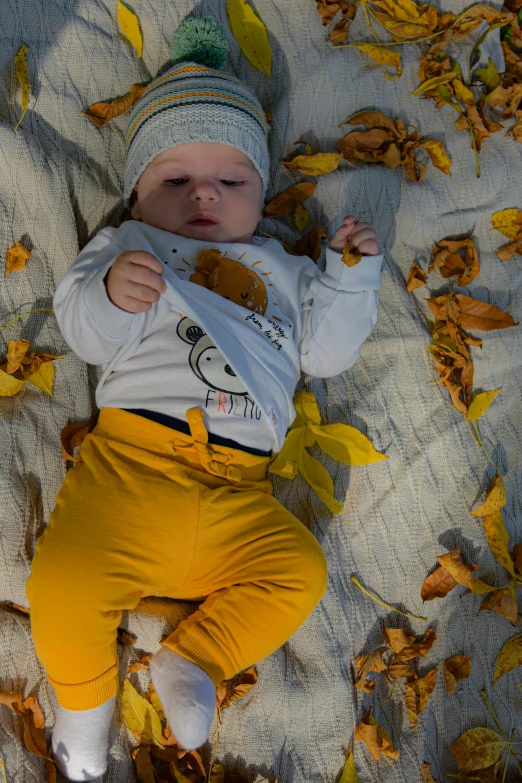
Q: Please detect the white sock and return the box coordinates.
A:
[149,647,216,750]
[51,696,115,781]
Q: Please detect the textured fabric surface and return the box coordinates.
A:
[1,1,521,781]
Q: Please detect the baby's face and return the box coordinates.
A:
[130,142,263,243]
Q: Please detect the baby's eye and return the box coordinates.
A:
[166,178,187,186]
[221,180,244,186]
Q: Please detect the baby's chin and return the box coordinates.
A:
[139,218,255,244]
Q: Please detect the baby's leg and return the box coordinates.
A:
[26,427,201,778]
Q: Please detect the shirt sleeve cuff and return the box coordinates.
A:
[324,247,383,292]
[82,265,136,338]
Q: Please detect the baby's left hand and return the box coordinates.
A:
[329,215,380,256]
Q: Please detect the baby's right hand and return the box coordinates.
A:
[104,251,167,313]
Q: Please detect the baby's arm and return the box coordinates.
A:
[53,229,164,366]
[299,215,383,378]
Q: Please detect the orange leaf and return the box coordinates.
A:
[420,565,465,601]
[421,761,441,783]
[443,655,472,694]
[60,422,92,463]
[6,339,31,374]
[342,242,362,267]
[404,669,438,729]
[82,83,147,126]
[353,710,399,761]
[436,548,496,594]
[496,240,522,261]
[382,626,416,653]
[406,261,427,291]
[289,226,327,262]
[385,661,417,680]
[511,543,522,575]
[428,293,518,331]
[6,242,32,276]
[392,627,437,663]
[479,585,518,624]
[263,182,317,218]
[216,666,258,710]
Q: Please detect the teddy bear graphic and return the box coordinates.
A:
[176,317,248,395]
[189,249,268,314]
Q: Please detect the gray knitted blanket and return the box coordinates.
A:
[1,1,521,781]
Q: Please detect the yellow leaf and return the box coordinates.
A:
[6,339,31,374]
[226,0,272,76]
[454,79,475,105]
[283,151,343,176]
[120,678,163,746]
[483,509,516,578]
[449,727,507,771]
[466,388,501,421]
[298,448,343,514]
[269,427,304,479]
[6,242,32,275]
[339,744,360,783]
[470,475,507,517]
[117,0,143,58]
[342,242,363,267]
[415,139,452,176]
[0,369,26,397]
[294,390,322,425]
[294,203,309,232]
[13,44,30,132]
[491,208,522,240]
[492,633,522,685]
[409,72,457,97]
[352,43,402,79]
[307,422,388,466]
[436,549,496,594]
[25,360,55,399]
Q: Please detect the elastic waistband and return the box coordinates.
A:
[123,408,272,457]
[93,408,272,484]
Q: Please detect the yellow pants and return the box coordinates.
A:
[26,407,328,711]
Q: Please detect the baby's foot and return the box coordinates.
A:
[51,696,115,781]
[149,647,216,750]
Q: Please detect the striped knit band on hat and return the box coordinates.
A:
[123,17,270,207]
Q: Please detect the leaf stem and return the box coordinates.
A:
[0,758,7,783]
[350,576,427,622]
[0,308,54,329]
[481,689,506,738]
[472,420,499,473]
[502,729,515,783]
[374,679,398,707]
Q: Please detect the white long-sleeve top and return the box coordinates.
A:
[53,220,383,453]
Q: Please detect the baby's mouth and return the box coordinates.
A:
[188,213,219,226]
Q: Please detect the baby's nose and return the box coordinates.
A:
[191,180,219,199]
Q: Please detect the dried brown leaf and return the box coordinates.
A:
[263,182,317,218]
[479,585,518,624]
[353,710,399,760]
[83,83,147,126]
[444,655,472,694]
[6,242,32,275]
[406,261,427,291]
[449,727,507,771]
[404,669,438,729]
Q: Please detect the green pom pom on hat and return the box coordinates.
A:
[170,17,229,69]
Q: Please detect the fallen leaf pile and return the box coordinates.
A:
[353,624,471,731]
[0,692,56,781]
[269,390,387,514]
[0,339,61,399]
[337,110,451,181]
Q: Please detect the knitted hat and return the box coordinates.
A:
[123,16,270,207]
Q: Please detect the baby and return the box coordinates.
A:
[26,17,383,782]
